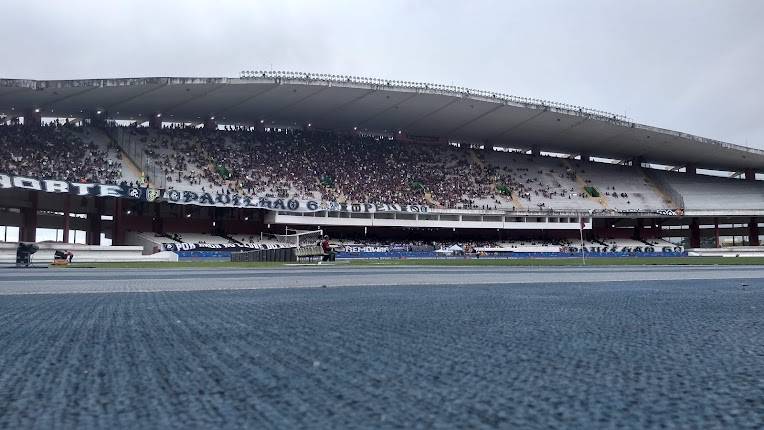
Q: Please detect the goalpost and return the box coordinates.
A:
[232,229,324,263]
[231,229,324,263]
[273,228,324,249]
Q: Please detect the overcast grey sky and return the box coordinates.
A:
[1,0,763,148]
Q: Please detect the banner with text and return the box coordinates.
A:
[0,173,429,214]
[162,242,292,252]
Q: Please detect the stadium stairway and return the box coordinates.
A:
[119,150,146,185]
[471,150,522,209]
[222,233,244,245]
[469,149,485,169]
[94,127,152,187]
[562,159,609,209]
[639,167,683,209]
[509,192,526,210]
[160,233,184,243]
[423,192,438,206]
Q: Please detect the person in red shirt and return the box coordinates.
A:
[320,235,332,263]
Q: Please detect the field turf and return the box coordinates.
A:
[60,256,764,269]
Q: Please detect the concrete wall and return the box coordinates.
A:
[1,242,177,264]
[687,246,764,257]
[271,213,592,231]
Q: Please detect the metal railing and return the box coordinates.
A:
[641,168,685,210]
[105,126,167,189]
[231,247,297,262]
[239,70,633,124]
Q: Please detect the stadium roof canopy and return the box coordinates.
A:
[1,71,762,172]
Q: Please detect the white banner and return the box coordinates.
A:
[0,173,430,214]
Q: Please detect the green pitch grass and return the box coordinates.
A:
[63,257,764,269]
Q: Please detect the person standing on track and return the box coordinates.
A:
[320,235,332,264]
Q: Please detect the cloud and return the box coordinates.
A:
[1,0,762,147]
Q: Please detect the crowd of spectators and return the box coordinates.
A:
[138,126,480,205]
[2,121,655,211]
[0,123,122,184]
[122,125,611,209]
[487,155,593,206]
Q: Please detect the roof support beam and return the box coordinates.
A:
[485,109,546,143]
[445,104,504,136]
[215,83,280,118]
[588,129,629,158]
[162,84,227,118]
[0,87,31,102]
[401,97,461,130]
[105,83,167,112]
[314,89,376,122]
[42,85,102,115]
[265,85,330,120]
[549,116,590,141]
[356,93,419,128]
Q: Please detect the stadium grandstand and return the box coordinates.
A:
[0,72,762,262]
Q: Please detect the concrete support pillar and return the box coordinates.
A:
[149,113,163,129]
[714,217,720,248]
[20,192,38,242]
[686,164,697,175]
[749,217,760,246]
[633,218,644,240]
[86,213,101,245]
[152,204,164,235]
[632,156,644,167]
[112,198,125,246]
[579,152,591,162]
[86,199,104,245]
[62,195,71,243]
[689,218,701,248]
[88,110,108,127]
[23,108,41,127]
[203,117,217,130]
[743,168,756,181]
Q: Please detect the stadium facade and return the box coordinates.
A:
[0,72,762,258]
